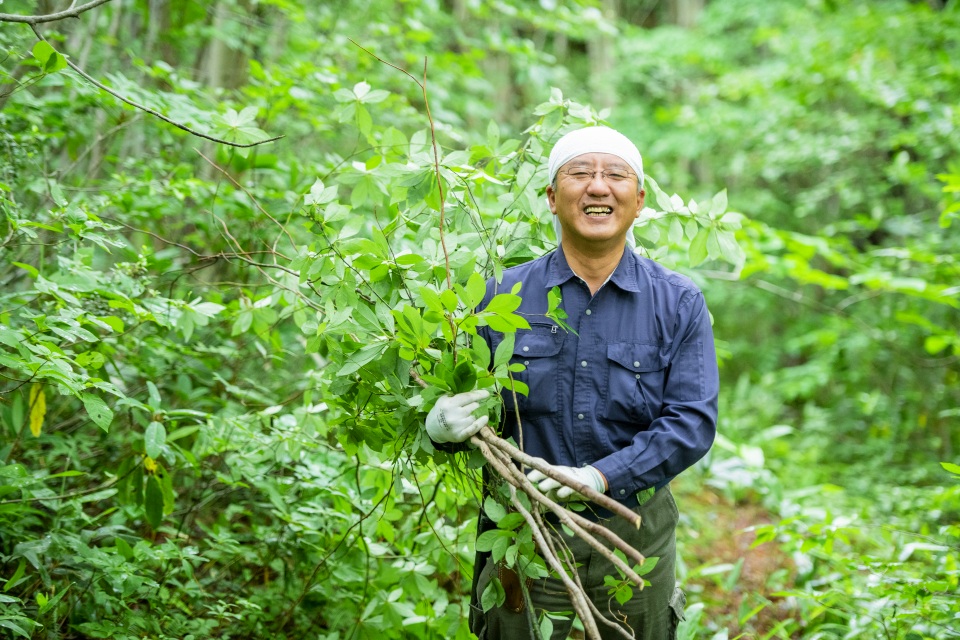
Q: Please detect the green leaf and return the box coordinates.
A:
[941,462,960,477]
[710,189,728,218]
[144,421,166,459]
[539,615,554,640]
[706,228,722,261]
[356,103,372,137]
[115,536,134,562]
[494,334,515,368]
[439,289,459,312]
[452,360,478,393]
[472,332,492,368]
[614,582,633,605]
[484,496,506,523]
[144,475,163,529]
[11,262,38,278]
[463,272,487,309]
[44,51,67,73]
[147,381,162,409]
[485,313,530,333]
[337,342,388,377]
[635,555,660,577]
[37,586,69,614]
[3,559,26,592]
[688,228,709,267]
[668,217,684,245]
[81,393,113,432]
[497,512,525,531]
[32,41,55,66]
[491,532,511,562]
[716,229,744,266]
[480,577,505,612]
[483,293,522,315]
[0,620,31,639]
[476,529,504,552]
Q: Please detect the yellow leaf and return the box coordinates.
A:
[143,457,157,473]
[29,383,46,437]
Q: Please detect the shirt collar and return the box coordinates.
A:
[545,244,641,293]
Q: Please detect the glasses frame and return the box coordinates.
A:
[558,168,638,185]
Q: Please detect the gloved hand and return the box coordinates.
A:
[527,464,607,501]
[425,390,490,443]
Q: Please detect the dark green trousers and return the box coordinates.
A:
[473,486,685,640]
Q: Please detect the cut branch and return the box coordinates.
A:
[476,425,641,527]
[545,529,634,640]
[29,25,283,149]
[507,483,602,640]
[0,0,113,24]
[477,439,646,589]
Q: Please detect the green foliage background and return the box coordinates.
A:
[0,0,958,638]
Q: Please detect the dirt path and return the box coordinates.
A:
[676,479,798,637]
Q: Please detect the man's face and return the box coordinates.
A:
[547,152,645,254]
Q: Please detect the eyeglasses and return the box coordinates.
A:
[559,169,637,184]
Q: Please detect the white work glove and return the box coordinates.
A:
[528,464,606,501]
[425,390,490,443]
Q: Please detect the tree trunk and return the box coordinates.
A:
[670,0,705,28]
[587,0,619,111]
[483,34,515,127]
[145,0,174,65]
[202,1,231,90]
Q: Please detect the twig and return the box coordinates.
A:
[347,39,452,290]
[0,462,139,504]
[29,25,283,149]
[275,483,392,633]
[420,56,452,290]
[0,0,112,23]
[194,148,299,251]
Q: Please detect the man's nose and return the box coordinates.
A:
[586,171,612,194]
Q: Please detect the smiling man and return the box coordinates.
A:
[427,126,719,639]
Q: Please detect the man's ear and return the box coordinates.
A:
[635,188,646,217]
[546,184,557,214]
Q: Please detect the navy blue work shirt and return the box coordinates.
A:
[478,245,719,509]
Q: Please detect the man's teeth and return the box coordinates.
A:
[584,206,612,217]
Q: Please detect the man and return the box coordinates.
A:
[427,126,719,639]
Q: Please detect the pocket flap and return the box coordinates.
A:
[607,343,666,372]
[514,325,563,358]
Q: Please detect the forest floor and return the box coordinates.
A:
[675,478,799,638]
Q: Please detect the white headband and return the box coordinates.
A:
[547,126,644,188]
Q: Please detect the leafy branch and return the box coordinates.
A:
[26,23,283,149]
[0,0,114,24]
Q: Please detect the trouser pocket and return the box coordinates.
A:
[668,587,687,639]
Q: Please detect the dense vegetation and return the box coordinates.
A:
[1,0,958,638]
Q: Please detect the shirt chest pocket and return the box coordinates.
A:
[603,343,668,426]
[502,323,564,416]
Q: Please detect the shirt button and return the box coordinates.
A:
[524,360,530,365]
[635,374,641,379]
[619,489,626,496]
[633,361,640,367]
[581,462,588,467]
[522,346,530,352]
[577,413,584,420]
[581,361,588,368]
[585,309,592,316]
